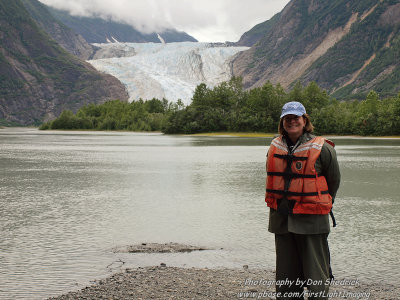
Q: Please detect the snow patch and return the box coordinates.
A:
[157,33,166,44]
[111,36,120,43]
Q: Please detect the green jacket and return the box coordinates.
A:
[267,133,341,234]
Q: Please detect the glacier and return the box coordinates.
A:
[87,42,249,104]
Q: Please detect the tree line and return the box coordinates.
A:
[40,77,400,136]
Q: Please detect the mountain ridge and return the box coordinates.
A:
[46,6,198,44]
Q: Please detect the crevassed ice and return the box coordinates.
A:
[88,42,249,104]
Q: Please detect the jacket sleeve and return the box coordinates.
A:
[320,142,341,203]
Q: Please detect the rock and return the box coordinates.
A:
[111,242,211,253]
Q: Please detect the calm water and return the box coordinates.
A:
[0,128,399,299]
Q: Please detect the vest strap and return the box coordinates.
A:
[330,210,337,227]
[274,154,308,161]
[266,189,330,197]
[267,171,319,179]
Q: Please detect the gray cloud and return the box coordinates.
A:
[39,0,290,42]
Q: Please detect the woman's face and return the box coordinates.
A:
[283,114,305,137]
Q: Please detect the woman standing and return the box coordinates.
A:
[265,101,340,299]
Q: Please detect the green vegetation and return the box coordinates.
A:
[40,98,174,131]
[40,78,400,136]
[0,119,22,127]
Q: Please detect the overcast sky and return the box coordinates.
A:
[39,0,290,42]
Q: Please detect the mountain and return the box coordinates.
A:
[20,0,94,60]
[0,0,128,126]
[87,42,249,104]
[236,13,281,47]
[232,0,400,99]
[47,6,198,44]
[21,0,197,59]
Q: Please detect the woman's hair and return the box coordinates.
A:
[278,113,314,136]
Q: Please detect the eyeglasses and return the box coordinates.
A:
[283,115,301,122]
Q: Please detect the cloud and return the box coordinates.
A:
[39,0,290,42]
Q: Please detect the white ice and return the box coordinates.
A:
[87,42,249,104]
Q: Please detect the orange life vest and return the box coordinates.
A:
[265,136,332,215]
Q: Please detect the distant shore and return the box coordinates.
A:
[47,265,399,300]
[188,132,400,139]
[2,127,400,139]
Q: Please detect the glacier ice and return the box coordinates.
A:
[87,42,249,104]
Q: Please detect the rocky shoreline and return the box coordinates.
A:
[47,265,399,300]
[47,243,399,299]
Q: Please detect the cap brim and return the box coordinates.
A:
[280,110,304,118]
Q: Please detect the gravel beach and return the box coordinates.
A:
[46,244,399,299]
[48,265,399,300]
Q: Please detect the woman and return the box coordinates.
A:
[265,101,340,299]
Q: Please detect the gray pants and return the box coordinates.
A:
[275,233,331,300]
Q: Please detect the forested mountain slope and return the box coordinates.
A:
[232,0,400,99]
[20,0,94,60]
[0,0,128,125]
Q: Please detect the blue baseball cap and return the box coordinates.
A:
[280,101,306,118]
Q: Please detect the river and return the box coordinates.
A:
[0,128,399,299]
